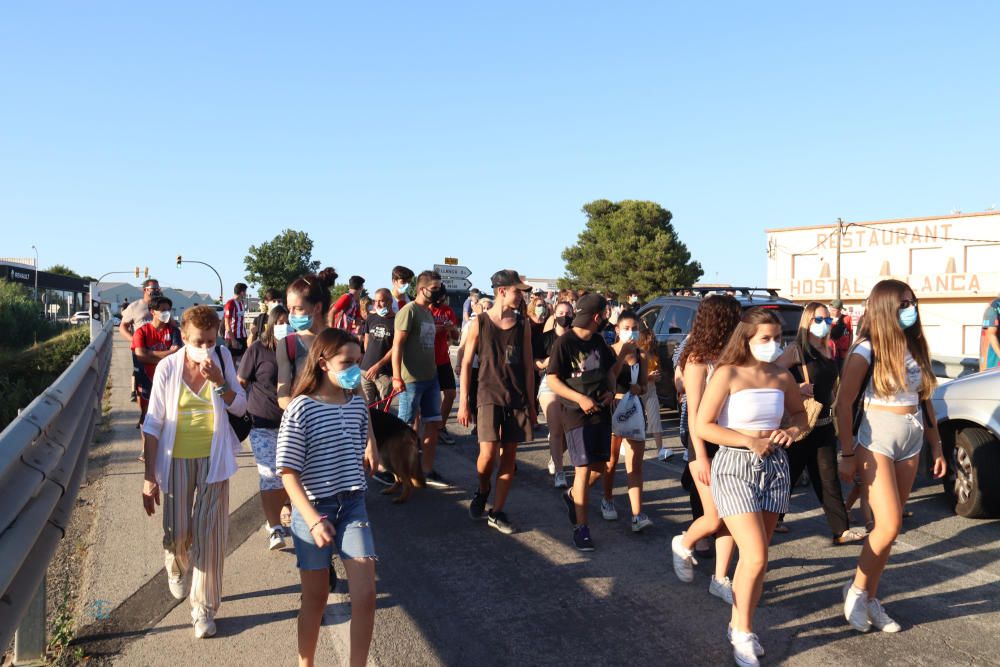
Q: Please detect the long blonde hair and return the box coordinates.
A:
[857,279,935,400]
[795,301,830,359]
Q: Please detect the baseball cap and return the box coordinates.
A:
[572,293,607,327]
[491,269,531,291]
[830,299,844,309]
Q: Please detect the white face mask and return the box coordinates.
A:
[750,341,783,363]
[158,311,172,324]
[186,346,210,363]
[809,322,830,338]
[272,323,289,340]
[534,305,546,317]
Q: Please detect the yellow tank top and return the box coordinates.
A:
[173,380,215,459]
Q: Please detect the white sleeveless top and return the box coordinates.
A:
[851,340,921,407]
[718,388,784,430]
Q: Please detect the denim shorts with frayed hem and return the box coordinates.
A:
[290,490,376,569]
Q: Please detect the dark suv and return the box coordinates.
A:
[636,287,804,409]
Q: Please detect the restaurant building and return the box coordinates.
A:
[765,211,1000,359]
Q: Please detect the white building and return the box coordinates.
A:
[98,282,215,316]
[766,211,1000,360]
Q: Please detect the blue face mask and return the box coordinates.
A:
[376,307,389,317]
[288,314,312,332]
[334,364,362,390]
[898,305,918,329]
[620,330,639,342]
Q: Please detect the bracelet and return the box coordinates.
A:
[309,515,328,532]
[213,382,229,396]
[392,377,403,382]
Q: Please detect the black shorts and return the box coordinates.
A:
[437,362,456,391]
[477,405,531,444]
[566,420,612,467]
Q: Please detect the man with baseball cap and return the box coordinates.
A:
[828,298,853,369]
[458,270,535,535]
[546,293,635,551]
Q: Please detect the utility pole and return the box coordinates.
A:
[834,217,843,302]
[31,245,38,305]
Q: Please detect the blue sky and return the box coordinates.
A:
[2,2,999,297]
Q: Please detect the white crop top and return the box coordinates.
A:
[851,340,921,407]
[718,388,784,431]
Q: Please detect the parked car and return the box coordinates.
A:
[636,287,804,409]
[70,311,91,325]
[931,368,1000,518]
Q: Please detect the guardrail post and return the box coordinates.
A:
[12,577,46,666]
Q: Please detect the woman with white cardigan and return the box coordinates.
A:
[141,305,247,639]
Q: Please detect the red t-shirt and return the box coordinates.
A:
[431,304,457,366]
[831,313,853,358]
[333,292,362,332]
[132,323,181,383]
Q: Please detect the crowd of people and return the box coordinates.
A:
[122,267,952,667]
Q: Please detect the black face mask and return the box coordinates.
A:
[555,315,573,329]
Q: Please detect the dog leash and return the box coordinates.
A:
[368,388,403,412]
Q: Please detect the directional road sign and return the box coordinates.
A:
[434,264,472,281]
[442,278,472,292]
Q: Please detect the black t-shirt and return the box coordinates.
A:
[547,329,615,430]
[237,341,284,428]
[530,320,547,361]
[790,343,838,410]
[360,313,394,375]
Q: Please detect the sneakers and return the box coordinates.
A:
[866,597,902,633]
[129,390,137,402]
[424,470,449,488]
[268,526,287,551]
[547,457,556,475]
[553,471,568,489]
[631,514,653,533]
[833,528,867,545]
[600,498,619,521]
[562,490,578,526]
[727,625,764,657]
[487,510,514,534]
[371,469,396,487]
[843,583,872,632]
[730,628,763,666]
[167,575,189,600]
[438,428,455,445]
[710,575,734,604]
[657,447,673,461]
[573,525,595,551]
[469,487,489,520]
[193,612,216,639]
[671,534,697,583]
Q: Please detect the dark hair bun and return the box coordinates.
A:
[317,267,339,287]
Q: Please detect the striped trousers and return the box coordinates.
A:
[162,457,229,618]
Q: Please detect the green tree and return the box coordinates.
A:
[244,229,321,294]
[559,199,703,297]
[46,264,82,279]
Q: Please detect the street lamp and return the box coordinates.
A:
[175,256,224,303]
[31,245,38,304]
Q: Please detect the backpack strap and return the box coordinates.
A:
[285,333,298,377]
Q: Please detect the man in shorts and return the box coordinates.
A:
[547,293,633,551]
[392,270,448,487]
[458,270,536,534]
[980,294,1000,371]
[120,278,160,403]
[430,287,461,444]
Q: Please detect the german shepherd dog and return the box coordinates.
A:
[368,407,425,503]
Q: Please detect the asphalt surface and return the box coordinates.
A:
[74,337,1000,665]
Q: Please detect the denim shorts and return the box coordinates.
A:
[397,377,442,425]
[857,409,925,462]
[290,490,377,569]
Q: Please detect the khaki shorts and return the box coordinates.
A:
[477,405,531,443]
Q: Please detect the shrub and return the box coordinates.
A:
[0,279,63,348]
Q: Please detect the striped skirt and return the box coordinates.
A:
[710,446,790,518]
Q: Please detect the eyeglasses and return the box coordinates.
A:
[899,298,919,309]
[813,316,833,325]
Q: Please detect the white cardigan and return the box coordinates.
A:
[142,346,248,489]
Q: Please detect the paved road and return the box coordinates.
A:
[76,337,1000,665]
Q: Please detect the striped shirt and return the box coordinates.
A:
[276,394,369,500]
[224,298,247,339]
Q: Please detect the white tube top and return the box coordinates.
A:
[718,388,784,430]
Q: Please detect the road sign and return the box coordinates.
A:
[444,257,459,266]
[442,278,472,292]
[434,264,472,280]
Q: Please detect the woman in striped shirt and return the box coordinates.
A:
[277,328,380,667]
[694,308,807,667]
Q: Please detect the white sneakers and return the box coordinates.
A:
[547,457,556,475]
[843,580,902,632]
[728,625,765,658]
[193,611,216,639]
[553,471,568,489]
[671,534,697,583]
[601,498,619,521]
[631,514,653,532]
[729,629,762,667]
[710,575,734,605]
[657,447,673,461]
[866,597,902,633]
[167,575,189,600]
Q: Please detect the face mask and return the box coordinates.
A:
[809,321,830,338]
[186,346,210,363]
[555,315,572,329]
[750,341,783,364]
[534,305,546,317]
[620,330,639,342]
[899,305,918,329]
[629,296,638,304]
[158,311,172,324]
[373,307,387,317]
[334,364,362,390]
[289,314,312,331]
[272,323,289,340]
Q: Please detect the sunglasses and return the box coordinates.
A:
[814,316,833,325]
[899,298,919,309]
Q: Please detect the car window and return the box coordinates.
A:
[656,304,695,335]
[641,306,661,332]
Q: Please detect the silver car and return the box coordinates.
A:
[931,369,1000,518]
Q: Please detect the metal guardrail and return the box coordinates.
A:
[0,320,113,661]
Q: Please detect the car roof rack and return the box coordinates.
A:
[662,286,783,300]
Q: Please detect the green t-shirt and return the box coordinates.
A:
[395,302,437,383]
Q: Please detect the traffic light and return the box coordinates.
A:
[176,255,182,268]
[135,266,140,278]
[144,266,149,278]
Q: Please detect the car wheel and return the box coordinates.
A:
[951,426,1000,519]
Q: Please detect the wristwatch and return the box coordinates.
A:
[213,382,229,396]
